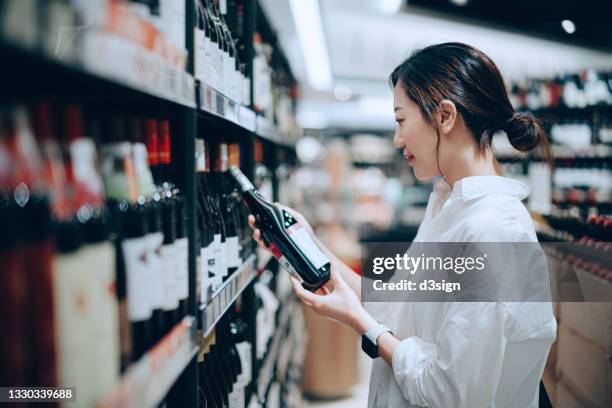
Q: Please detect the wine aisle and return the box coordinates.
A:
[0,0,305,407]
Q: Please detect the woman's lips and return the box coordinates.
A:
[404,152,415,164]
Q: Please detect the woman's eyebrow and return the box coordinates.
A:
[394,106,403,112]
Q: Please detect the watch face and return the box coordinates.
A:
[361,335,379,359]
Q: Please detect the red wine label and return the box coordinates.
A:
[268,242,282,259]
[285,224,329,269]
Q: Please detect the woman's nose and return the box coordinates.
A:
[393,129,404,149]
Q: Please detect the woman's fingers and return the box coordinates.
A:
[291,277,323,309]
[248,215,256,229]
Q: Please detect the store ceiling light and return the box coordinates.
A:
[380,0,403,14]
[333,85,353,102]
[561,20,576,34]
[289,0,333,91]
[450,0,469,6]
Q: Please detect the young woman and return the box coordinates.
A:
[249,43,557,407]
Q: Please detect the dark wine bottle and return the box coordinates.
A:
[215,144,241,275]
[229,166,330,291]
[160,192,179,333]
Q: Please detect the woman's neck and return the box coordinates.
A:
[442,146,500,188]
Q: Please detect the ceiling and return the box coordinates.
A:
[259,0,612,130]
[406,0,612,50]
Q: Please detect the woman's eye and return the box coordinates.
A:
[395,118,404,124]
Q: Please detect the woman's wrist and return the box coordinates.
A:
[349,303,378,335]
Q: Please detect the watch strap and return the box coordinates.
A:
[361,323,392,359]
[364,323,392,344]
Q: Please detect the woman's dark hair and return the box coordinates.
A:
[389,42,551,164]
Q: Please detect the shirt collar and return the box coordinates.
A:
[433,175,530,201]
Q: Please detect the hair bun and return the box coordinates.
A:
[505,112,544,152]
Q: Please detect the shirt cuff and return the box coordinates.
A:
[391,336,436,407]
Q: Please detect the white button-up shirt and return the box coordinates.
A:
[366,175,557,408]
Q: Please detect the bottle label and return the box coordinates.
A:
[236,342,252,383]
[121,237,152,321]
[209,42,220,90]
[146,232,165,310]
[223,52,233,97]
[278,255,304,283]
[205,242,217,291]
[175,237,189,301]
[161,243,179,311]
[226,235,241,268]
[213,234,227,280]
[286,224,329,269]
[203,35,212,85]
[200,246,209,302]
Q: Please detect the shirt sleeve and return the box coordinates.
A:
[391,302,509,408]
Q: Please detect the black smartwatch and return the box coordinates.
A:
[361,323,392,359]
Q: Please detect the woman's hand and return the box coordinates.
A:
[290,263,376,334]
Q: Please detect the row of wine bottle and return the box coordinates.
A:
[198,316,252,408]
[0,101,192,406]
[509,69,612,111]
[195,140,254,303]
[195,0,250,104]
[550,119,612,147]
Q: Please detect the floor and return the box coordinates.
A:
[304,351,372,408]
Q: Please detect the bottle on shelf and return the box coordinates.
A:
[230,166,331,291]
[0,105,57,390]
[196,138,216,301]
[205,141,228,286]
[215,143,242,276]
[101,116,153,361]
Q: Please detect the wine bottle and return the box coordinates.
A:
[205,141,228,284]
[174,189,189,318]
[229,167,330,291]
[120,201,153,360]
[196,139,215,299]
[160,190,179,333]
[215,144,241,275]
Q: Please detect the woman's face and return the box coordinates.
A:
[392,84,441,181]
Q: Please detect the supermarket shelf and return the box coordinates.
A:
[200,254,257,337]
[257,296,294,403]
[197,82,257,132]
[255,116,301,147]
[0,37,196,108]
[97,316,198,408]
[526,104,612,117]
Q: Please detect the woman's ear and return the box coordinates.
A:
[434,100,458,135]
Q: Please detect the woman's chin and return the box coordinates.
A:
[412,167,438,182]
